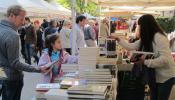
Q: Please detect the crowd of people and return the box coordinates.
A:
[0,5,100,100]
[18,15,99,64]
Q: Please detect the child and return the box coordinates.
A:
[38,34,78,83]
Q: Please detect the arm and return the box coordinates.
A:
[62,51,78,64]
[144,33,173,68]
[6,35,40,73]
[32,26,37,45]
[38,53,50,67]
[118,39,140,50]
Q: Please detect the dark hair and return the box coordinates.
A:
[49,19,57,27]
[25,17,30,22]
[138,14,165,52]
[7,5,26,17]
[45,34,60,56]
[76,15,86,24]
[43,19,47,22]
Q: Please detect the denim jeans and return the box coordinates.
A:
[2,80,23,100]
[25,43,39,64]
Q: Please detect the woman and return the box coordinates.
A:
[100,19,109,37]
[60,20,72,54]
[110,14,175,100]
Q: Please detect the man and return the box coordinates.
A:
[34,20,44,56]
[41,19,49,29]
[18,25,27,61]
[73,15,87,55]
[0,5,48,100]
[43,19,58,42]
[84,20,97,47]
[24,17,39,64]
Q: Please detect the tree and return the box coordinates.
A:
[57,0,99,16]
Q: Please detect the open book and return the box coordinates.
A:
[131,51,155,55]
[130,51,155,62]
[44,59,60,75]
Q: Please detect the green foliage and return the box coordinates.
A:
[57,0,99,16]
[156,17,175,33]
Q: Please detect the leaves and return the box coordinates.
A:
[57,0,99,16]
[157,17,175,33]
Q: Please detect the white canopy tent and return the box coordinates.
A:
[0,0,70,18]
[48,0,71,19]
[49,0,71,14]
[0,0,50,17]
[91,0,175,7]
[89,0,175,16]
[83,13,96,19]
[31,0,71,17]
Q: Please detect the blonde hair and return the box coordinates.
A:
[63,20,71,26]
[88,20,95,26]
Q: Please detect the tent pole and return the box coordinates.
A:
[109,15,111,35]
[98,5,101,46]
[71,0,77,56]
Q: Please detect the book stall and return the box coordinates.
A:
[33,1,175,100]
[34,46,119,100]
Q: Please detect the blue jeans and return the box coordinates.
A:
[25,43,39,64]
[2,80,23,100]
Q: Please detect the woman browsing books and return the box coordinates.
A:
[109,14,175,100]
[38,34,78,83]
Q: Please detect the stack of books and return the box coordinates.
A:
[60,77,79,89]
[67,84,109,99]
[79,69,112,85]
[78,47,99,70]
[98,57,117,65]
[61,64,78,73]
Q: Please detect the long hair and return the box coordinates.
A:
[45,34,60,56]
[138,14,165,52]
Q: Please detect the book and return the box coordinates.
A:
[68,85,108,95]
[130,51,155,55]
[78,47,99,70]
[130,51,155,62]
[60,77,79,89]
[36,83,60,92]
[62,64,78,73]
[44,59,60,75]
[68,85,108,99]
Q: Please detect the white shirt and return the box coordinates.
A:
[118,33,175,83]
[74,24,86,55]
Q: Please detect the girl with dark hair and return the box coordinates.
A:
[110,14,175,100]
[38,34,78,83]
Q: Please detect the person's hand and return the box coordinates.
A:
[134,55,146,65]
[39,66,50,74]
